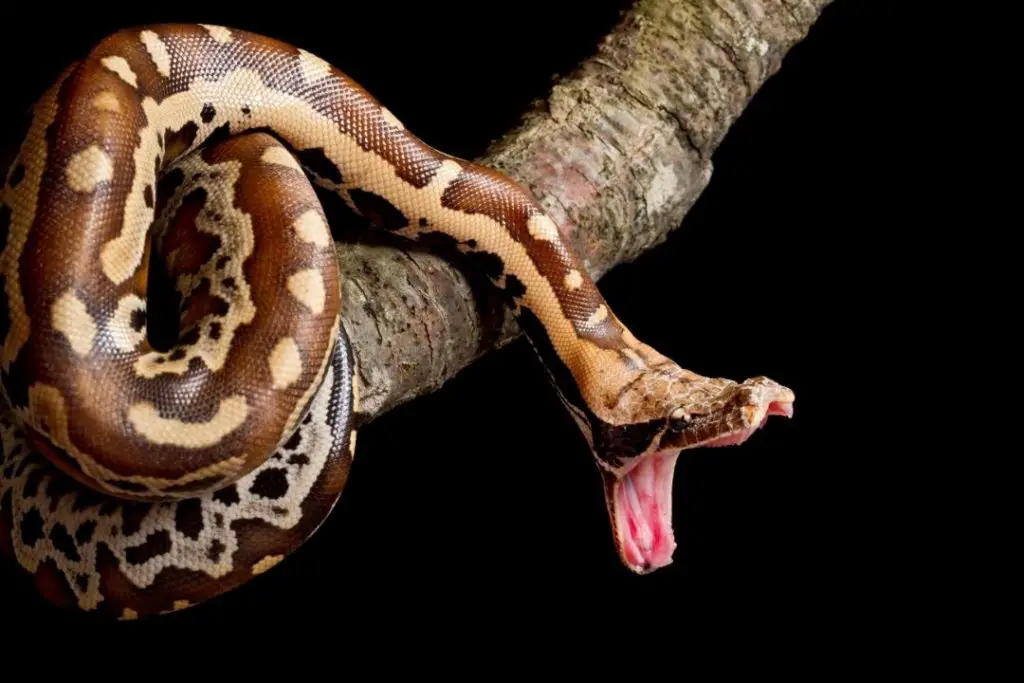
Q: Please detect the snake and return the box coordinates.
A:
[0,24,795,619]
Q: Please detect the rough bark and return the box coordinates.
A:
[339,0,832,421]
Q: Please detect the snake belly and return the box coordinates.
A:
[0,23,796,618]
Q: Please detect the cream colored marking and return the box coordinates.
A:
[65,146,113,193]
[269,337,303,390]
[121,608,139,621]
[261,145,303,171]
[252,555,284,575]
[101,56,138,88]
[140,30,172,77]
[586,304,609,327]
[200,24,233,43]
[92,91,121,113]
[108,294,146,352]
[527,214,560,242]
[427,159,465,191]
[670,407,691,422]
[292,209,330,246]
[27,384,73,455]
[287,268,326,314]
[52,289,97,356]
[348,363,360,460]
[381,107,405,130]
[564,269,583,290]
[128,396,249,448]
[298,49,332,83]
[173,599,190,611]
[24,383,247,499]
[352,362,361,413]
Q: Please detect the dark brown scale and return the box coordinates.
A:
[70,488,105,512]
[283,431,302,450]
[121,503,151,537]
[125,530,172,565]
[207,539,225,562]
[33,559,78,608]
[8,164,24,188]
[250,468,289,499]
[296,148,343,184]
[205,122,231,148]
[75,520,97,544]
[212,484,239,506]
[164,121,200,160]
[22,467,45,497]
[1,204,12,251]
[20,507,44,546]
[44,469,80,511]
[349,189,408,230]
[174,498,204,540]
[49,523,80,561]
[504,274,527,301]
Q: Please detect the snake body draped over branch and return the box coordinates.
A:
[0,24,793,618]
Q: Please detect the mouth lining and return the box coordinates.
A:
[610,449,679,573]
[608,399,793,573]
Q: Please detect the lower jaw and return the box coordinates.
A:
[609,449,680,573]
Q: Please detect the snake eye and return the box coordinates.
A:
[667,406,690,431]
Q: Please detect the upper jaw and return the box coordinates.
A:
[660,377,795,452]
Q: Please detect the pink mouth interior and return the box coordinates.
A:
[613,449,680,571]
[613,400,793,572]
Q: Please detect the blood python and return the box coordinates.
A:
[0,24,794,618]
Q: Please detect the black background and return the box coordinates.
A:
[0,0,914,644]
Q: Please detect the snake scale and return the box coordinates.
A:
[0,24,794,619]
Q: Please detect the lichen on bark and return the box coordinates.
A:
[339,0,832,420]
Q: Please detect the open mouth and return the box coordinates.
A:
[609,448,680,571]
[608,399,793,573]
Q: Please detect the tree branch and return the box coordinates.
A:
[339,0,832,420]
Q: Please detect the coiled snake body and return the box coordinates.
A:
[0,24,794,618]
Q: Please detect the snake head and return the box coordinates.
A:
[589,372,795,574]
